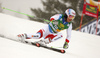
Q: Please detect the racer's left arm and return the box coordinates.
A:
[63,23,72,49]
[65,23,72,43]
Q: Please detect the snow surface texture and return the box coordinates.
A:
[0,13,100,58]
[1,0,43,19]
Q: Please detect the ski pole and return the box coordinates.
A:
[2,7,52,23]
[2,7,34,18]
[51,46,63,48]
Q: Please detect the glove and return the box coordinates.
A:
[35,38,52,45]
[63,39,69,49]
[43,38,52,44]
[17,33,27,38]
[17,33,27,42]
[63,42,69,49]
[52,20,58,25]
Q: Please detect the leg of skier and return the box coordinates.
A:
[17,25,50,42]
[26,25,50,39]
[17,24,63,45]
[42,32,63,44]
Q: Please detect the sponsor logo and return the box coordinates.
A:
[86,5,97,14]
[54,36,62,40]
[72,12,75,15]
[77,17,100,35]
[33,35,39,37]
[58,23,64,30]
[85,12,97,18]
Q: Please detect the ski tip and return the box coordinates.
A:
[60,50,65,53]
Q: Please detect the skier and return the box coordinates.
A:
[17,9,76,49]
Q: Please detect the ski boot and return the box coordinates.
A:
[17,33,27,42]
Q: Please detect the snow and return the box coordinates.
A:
[0,13,100,58]
[1,0,43,19]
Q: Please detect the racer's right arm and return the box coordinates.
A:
[50,14,62,25]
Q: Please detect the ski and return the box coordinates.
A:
[24,40,65,53]
[2,35,66,54]
[30,42,65,53]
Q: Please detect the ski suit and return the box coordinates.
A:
[27,14,72,43]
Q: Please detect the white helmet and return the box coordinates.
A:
[65,9,76,19]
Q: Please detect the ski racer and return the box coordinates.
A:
[17,9,76,49]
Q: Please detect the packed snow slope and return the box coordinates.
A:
[0,13,100,58]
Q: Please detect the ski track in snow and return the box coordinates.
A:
[0,13,100,58]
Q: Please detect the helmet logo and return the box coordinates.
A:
[72,12,75,16]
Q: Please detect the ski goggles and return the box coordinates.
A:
[68,15,75,20]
